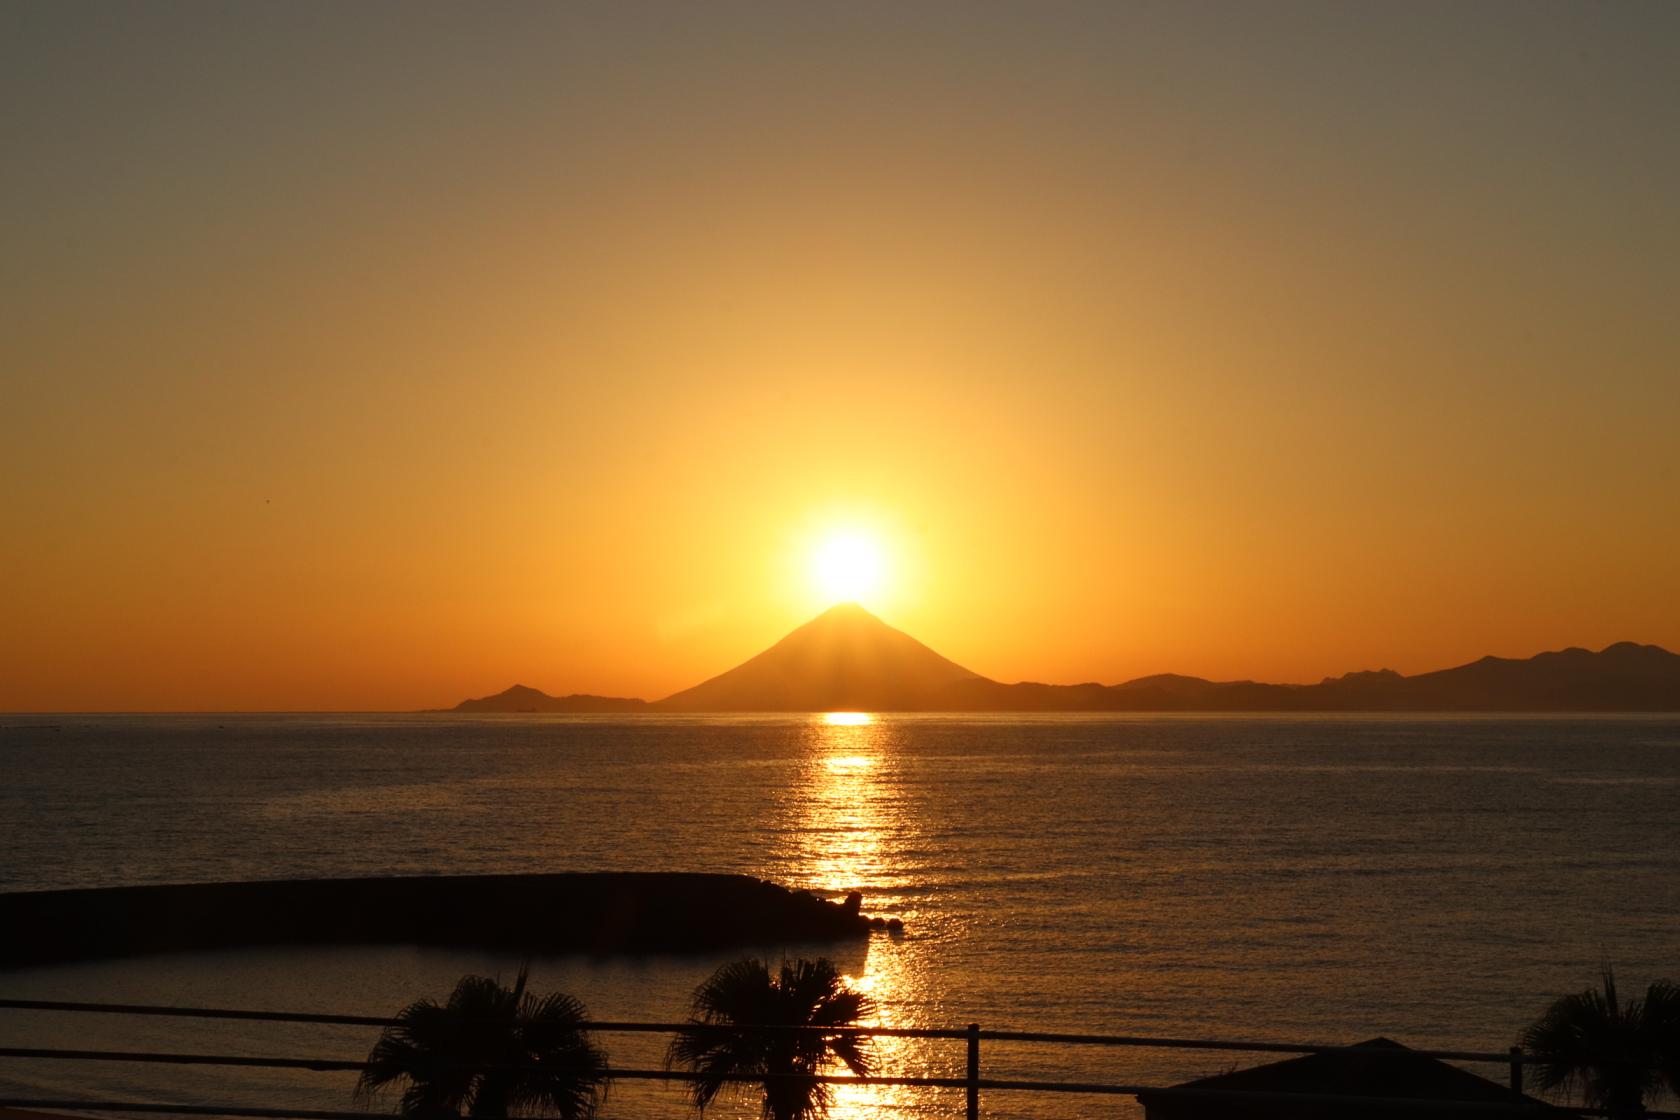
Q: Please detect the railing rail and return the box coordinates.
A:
[0,998,1522,1061]
[7,995,1675,1119]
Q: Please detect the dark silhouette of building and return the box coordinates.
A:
[1135,1038,1565,1120]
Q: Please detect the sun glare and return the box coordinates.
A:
[814,533,882,603]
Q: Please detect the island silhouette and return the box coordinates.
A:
[447,603,1680,713]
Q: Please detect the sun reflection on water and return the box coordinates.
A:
[749,713,945,1120]
[799,713,890,900]
[823,711,874,726]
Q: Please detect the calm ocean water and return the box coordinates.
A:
[2,713,1678,1119]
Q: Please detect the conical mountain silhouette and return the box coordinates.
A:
[656,602,982,712]
[444,611,1680,712]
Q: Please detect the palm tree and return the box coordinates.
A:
[355,967,609,1120]
[1520,968,1680,1120]
[667,956,874,1120]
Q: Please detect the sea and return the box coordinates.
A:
[2,713,1677,1119]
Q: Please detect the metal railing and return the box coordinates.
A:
[2,996,1669,1119]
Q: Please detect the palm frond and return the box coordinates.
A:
[667,956,873,1120]
[356,972,608,1120]
[1521,968,1680,1117]
[1645,980,1680,1100]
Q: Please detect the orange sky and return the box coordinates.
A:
[3,4,1678,711]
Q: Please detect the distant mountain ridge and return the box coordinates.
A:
[445,607,1680,712]
[447,684,648,714]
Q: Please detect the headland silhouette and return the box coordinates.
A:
[446,603,1680,713]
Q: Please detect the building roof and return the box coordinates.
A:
[1135,1038,1566,1120]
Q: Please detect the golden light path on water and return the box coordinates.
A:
[780,712,932,1120]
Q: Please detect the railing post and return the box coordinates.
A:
[966,1022,980,1120]
[1508,1046,1523,1094]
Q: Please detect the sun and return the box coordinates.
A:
[814,532,882,603]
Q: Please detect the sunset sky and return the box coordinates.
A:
[4,2,1678,711]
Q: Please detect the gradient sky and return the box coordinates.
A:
[3,2,1678,711]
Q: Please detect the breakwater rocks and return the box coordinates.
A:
[0,872,889,968]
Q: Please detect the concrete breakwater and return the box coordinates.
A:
[0,872,880,967]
